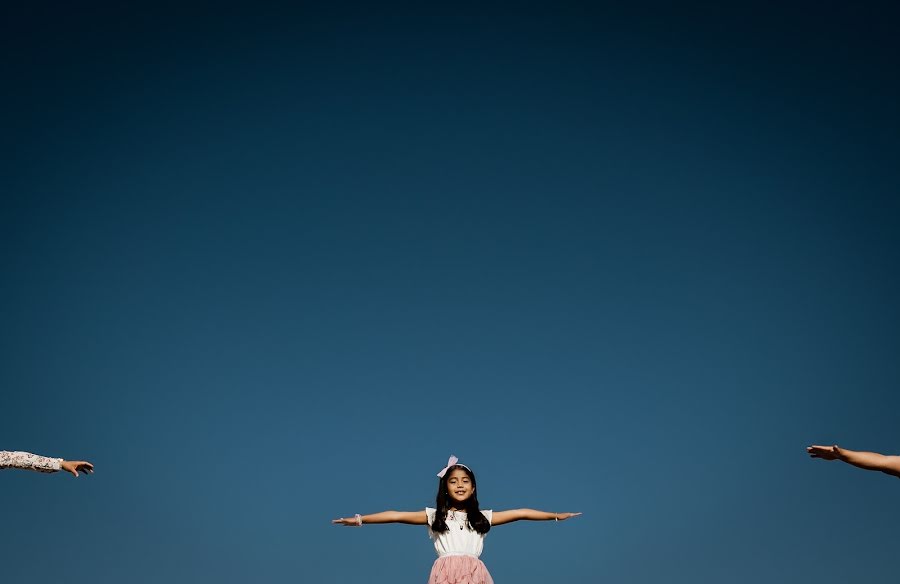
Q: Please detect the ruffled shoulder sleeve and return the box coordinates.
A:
[481,509,492,524]
[424,507,438,540]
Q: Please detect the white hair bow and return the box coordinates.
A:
[436,455,459,478]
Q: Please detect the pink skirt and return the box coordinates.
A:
[428,555,494,584]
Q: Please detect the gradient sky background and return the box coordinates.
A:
[2,3,899,583]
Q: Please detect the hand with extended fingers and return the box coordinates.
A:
[61,460,94,477]
[554,512,582,521]
[332,515,363,527]
[806,445,844,461]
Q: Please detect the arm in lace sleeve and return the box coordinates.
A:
[0,451,62,473]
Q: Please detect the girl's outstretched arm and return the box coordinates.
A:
[491,509,581,526]
[332,510,427,526]
[807,444,900,478]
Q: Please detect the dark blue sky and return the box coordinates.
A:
[3,3,899,583]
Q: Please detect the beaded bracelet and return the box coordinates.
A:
[354,514,363,526]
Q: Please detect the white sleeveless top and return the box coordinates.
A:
[425,507,492,558]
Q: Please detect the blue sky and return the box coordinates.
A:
[3,3,900,583]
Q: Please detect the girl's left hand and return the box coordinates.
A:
[807,445,844,461]
[331,517,361,526]
[556,512,582,521]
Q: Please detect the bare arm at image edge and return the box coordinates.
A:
[807,445,900,478]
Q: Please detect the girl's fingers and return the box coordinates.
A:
[332,518,353,525]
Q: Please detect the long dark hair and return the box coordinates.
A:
[430,464,491,534]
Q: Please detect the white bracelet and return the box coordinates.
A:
[354,514,363,526]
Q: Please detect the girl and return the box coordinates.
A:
[1,450,94,477]
[807,444,900,478]
[333,455,581,584]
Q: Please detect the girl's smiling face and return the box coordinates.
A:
[446,468,474,506]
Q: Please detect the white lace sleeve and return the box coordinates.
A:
[0,451,62,473]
